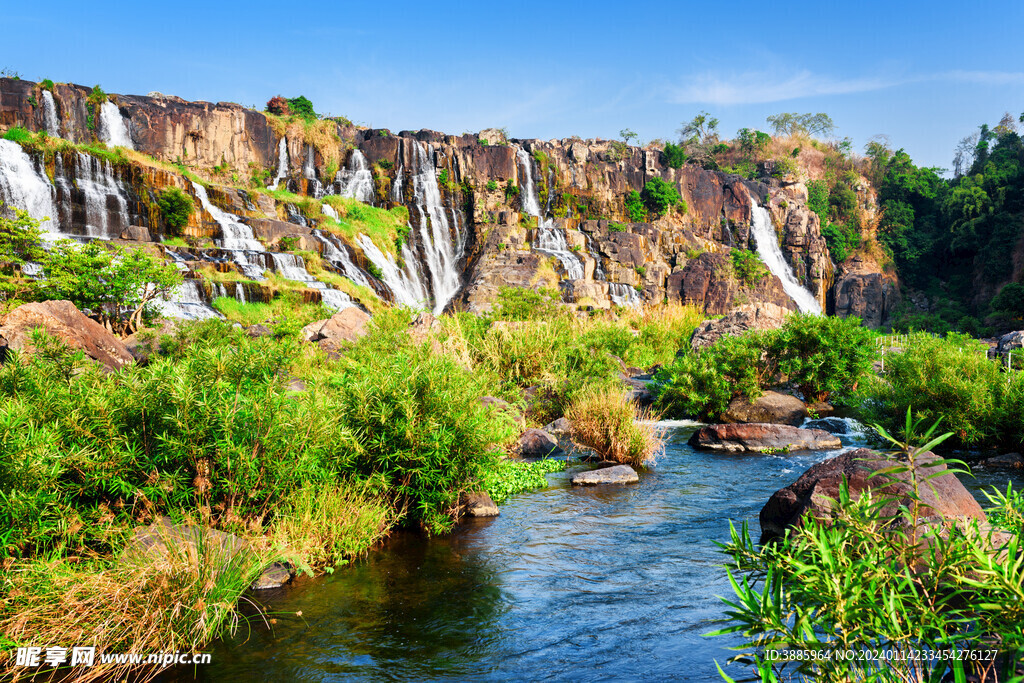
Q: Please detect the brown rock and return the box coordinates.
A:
[979,452,1023,469]
[519,428,563,457]
[759,448,986,541]
[570,464,639,486]
[721,391,807,426]
[690,302,790,350]
[461,491,499,517]
[302,308,370,347]
[120,225,153,241]
[0,300,134,371]
[688,423,841,453]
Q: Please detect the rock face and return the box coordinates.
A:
[829,255,900,327]
[519,428,563,457]
[571,464,639,486]
[721,391,807,426]
[996,330,1024,354]
[690,302,791,350]
[688,423,841,453]
[759,448,986,541]
[301,307,370,349]
[0,300,134,371]
[461,491,500,517]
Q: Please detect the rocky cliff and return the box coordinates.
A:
[0,77,890,322]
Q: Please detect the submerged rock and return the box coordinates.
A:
[0,300,134,371]
[688,423,841,453]
[571,464,639,486]
[721,390,807,426]
[461,491,499,517]
[519,428,563,457]
[760,448,986,541]
[804,417,855,435]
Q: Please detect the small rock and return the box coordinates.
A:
[519,428,563,457]
[120,225,153,241]
[571,464,639,486]
[252,562,293,590]
[689,423,841,453]
[461,491,499,517]
[804,417,854,435]
[245,324,272,338]
[979,453,1023,469]
[543,417,572,435]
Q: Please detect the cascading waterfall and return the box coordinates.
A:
[98,101,133,149]
[608,282,642,308]
[0,139,58,236]
[749,204,822,314]
[192,182,264,252]
[335,149,374,203]
[56,153,130,239]
[357,235,429,309]
[311,229,374,289]
[302,146,324,198]
[268,252,355,311]
[42,91,61,138]
[273,138,288,189]
[156,280,223,320]
[410,143,463,313]
[516,147,584,280]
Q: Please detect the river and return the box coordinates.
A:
[170,422,1018,682]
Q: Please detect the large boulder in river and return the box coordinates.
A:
[460,491,499,517]
[689,302,790,350]
[519,428,563,457]
[0,300,134,371]
[721,391,807,426]
[689,423,841,453]
[571,464,639,486]
[759,448,987,541]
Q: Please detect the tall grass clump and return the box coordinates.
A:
[566,387,663,467]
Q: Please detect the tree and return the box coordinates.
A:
[641,178,684,217]
[266,96,289,115]
[287,96,316,120]
[624,190,647,221]
[619,128,638,145]
[0,204,45,312]
[990,282,1024,318]
[662,142,687,169]
[677,112,722,168]
[42,241,183,335]
[766,112,835,137]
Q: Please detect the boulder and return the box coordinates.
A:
[759,448,987,541]
[804,417,856,435]
[543,417,572,435]
[124,517,293,590]
[301,307,370,348]
[688,423,841,453]
[519,428,563,457]
[461,491,499,517]
[245,324,272,338]
[721,390,807,426]
[0,333,8,363]
[978,452,1024,470]
[0,300,134,371]
[120,225,154,241]
[689,302,790,350]
[571,464,639,486]
[996,330,1024,354]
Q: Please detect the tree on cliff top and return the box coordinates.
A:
[766,112,835,138]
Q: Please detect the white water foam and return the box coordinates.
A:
[750,205,821,314]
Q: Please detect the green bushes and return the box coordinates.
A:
[857,333,1024,448]
[662,142,687,168]
[624,190,647,221]
[729,249,768,287]
[654,314,877,418]
[641,178,684,217]
[156,187,194,233]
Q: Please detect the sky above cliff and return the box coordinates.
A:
[5,0,1022,171]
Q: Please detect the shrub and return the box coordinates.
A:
[624,189,647,221]
[662,142,687,168]
[2,126,33,144]
[641,178,684,217]
[40,79,54,91]
[489,286,562,322]
[480,458,565,504]
[609,222,627,232]
[729,249,768,287]
[486,179,498,192]
[770,313,877,402]
[87,85,106,106]
[990,282,1024,319]
[156,187,194,234]
[504,182,519,201]
[566,387,662,467]
[287,95,316,120]
[265,95,289,115]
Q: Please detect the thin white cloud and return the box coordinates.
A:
[668,70,901,105]
[942,70,1024,86]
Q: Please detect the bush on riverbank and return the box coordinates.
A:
[652,313,878,420]
[855,332,1024,449]
[566,387,663,467]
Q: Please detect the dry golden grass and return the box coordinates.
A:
[565,387,664,467]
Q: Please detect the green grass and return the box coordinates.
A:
[211,294,327,327]
[321,195,410,256]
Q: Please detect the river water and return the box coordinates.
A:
[174,422,1018,682]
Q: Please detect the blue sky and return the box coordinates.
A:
[5,0,1022,170]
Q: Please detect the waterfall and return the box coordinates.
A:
[391,155,404,202]
[273,138,288,189]
[269,252,317,283]
[42,91,61,137]
[357,234,429,309]
[318,288,356,311]
[98,101,133,149]
[311,229,374,289]
[64,153,130,239]
[0,139,58,235]
[335,149,374,203]
[749,205,822,314]
[192,181,265,252]
[516,147,584,280]
[156,280,223,320]
[608,282,641,309]
[212,282,246,303]
[302,146,323,198]
[321,204,339,221]
[584,232,606,280]
[410,142,463,313]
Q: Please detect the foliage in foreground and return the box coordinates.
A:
[714,417,1023,682]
